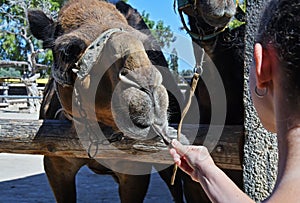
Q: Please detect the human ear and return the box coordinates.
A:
[254,43,272,89]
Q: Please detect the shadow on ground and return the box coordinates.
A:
[0,166,174,203]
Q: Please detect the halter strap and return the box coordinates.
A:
[52,28,125,87]
[75,27,125,80]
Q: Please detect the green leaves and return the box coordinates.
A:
[141,11,176,48]
[0,67,21,77]
[0,0,62,77]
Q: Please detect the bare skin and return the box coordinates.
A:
[169,42,300,202]
[169,139,253,203]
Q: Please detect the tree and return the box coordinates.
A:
[0,67,22,77]
[228,1,246,29]
[140,10,179,80]
[169,48,178,73]
[0,0,62,77]
[168,48,180,82]
[180,69,194,77]
[0,0,177,77]
[141,11,176,49]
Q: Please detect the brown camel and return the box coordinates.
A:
[29,0,186,202]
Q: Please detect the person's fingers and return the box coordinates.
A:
[169,148,181,163]
[177,156,194,174]
[169,148,177,156]
[171,139,188,156]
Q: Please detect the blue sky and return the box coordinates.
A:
[126,0,196,71]
[128,0,184,35]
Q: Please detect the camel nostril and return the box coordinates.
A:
[139,87,155,107]
[132,120,151,129]
[127,91,153,129]
[140,87,152,96]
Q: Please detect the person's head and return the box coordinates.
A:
[250,0,300,133]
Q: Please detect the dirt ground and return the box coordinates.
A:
[0,109,176,203]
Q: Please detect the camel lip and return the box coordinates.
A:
[151,124,171,146]
[203,15,232,28]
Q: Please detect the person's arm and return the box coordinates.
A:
[169,139,254,203]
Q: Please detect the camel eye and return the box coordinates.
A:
[54,23,64,38]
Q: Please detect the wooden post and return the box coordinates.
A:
[0,119,243,170]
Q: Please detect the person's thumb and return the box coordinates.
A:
[171,139,188,156]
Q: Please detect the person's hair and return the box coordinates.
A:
[256,0,300,70]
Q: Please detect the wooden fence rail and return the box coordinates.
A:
[0,119,243,170]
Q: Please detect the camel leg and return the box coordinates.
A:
[105,161,152,203]
[44,156,87,203]
[88,160,151,203]
[182,172,210,203]
[115,172,150,203]
[156,165,184,203]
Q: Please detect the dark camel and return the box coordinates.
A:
[176,0,246,202]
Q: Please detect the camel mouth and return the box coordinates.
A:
[196,0,237,28]
[151,124,171,146]
[111,72,169,141]
[111,86,156,139]
[202,14,232,28]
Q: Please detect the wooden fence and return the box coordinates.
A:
[0,119,243,170]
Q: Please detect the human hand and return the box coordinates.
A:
[169,139,214,182]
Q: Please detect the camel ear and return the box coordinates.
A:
[28,10,56,48]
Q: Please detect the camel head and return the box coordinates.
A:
[179,0,237,28]
[197,0,236,27]
[28,0,170,141]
